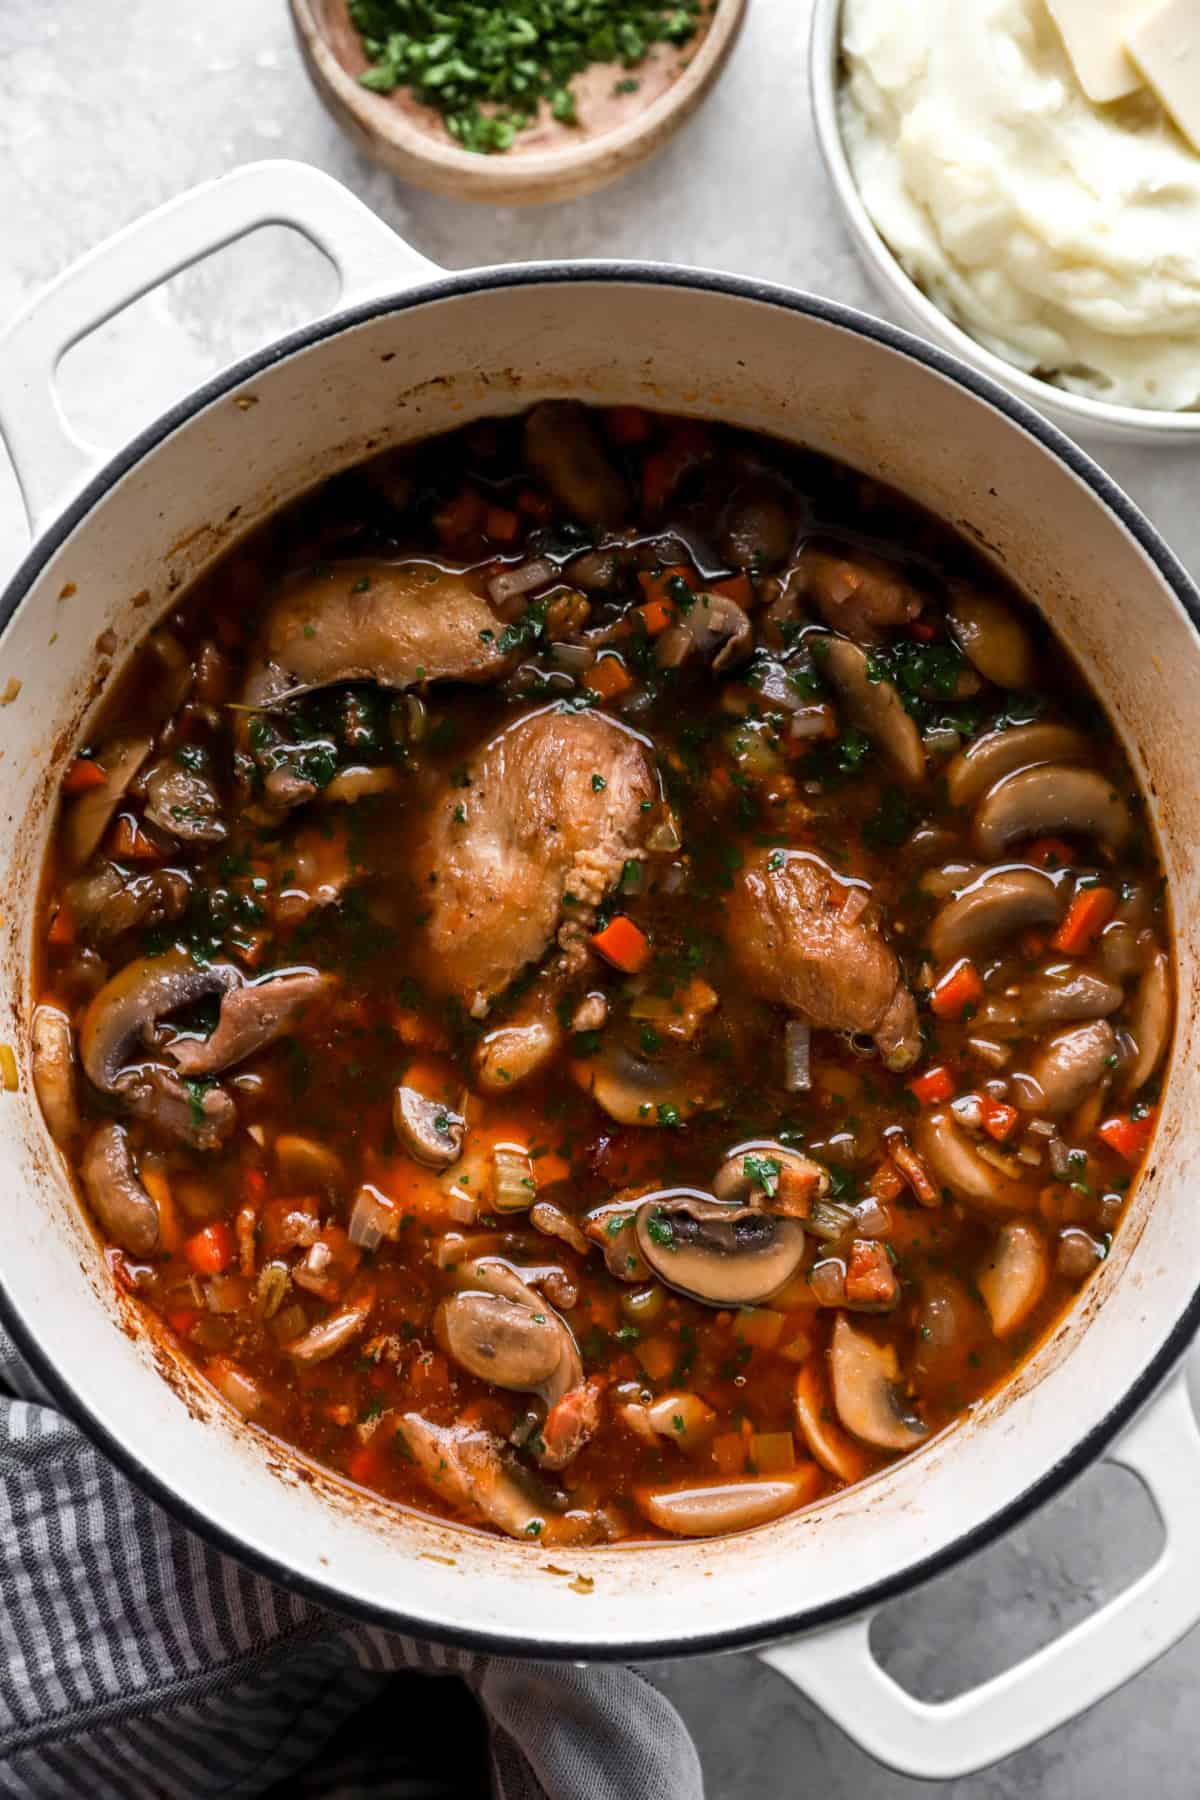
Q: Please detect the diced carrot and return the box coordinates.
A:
[167,1309,200,1338]
[909,1065,955,1106]
[241,1166,269,1204]
[1019,928,1049,960]
[484,505,521,545]
[1023,836,1075,871]
[107,814,160,862]
[640,421,712,512]
[734,1307,786,1351]
[635,597,677,638]
[391,1006,450,1051]
[433,487,486,547]
[61,756,107,794]
[1098,1112,1156,1163]
[347,1444,382,1488]
[929,958,984,1020]
[590,914,651,974]
[183,1220,234,1276]
[980,1096,1020,1142]
[516,487,552,522]
[710,571,753,608]
[637,1336,678,1381]
[586,655,634,701]
[845,1239,898,1307]
[605,405,652,446]
[908,620,937,642]
[1051,886,1116,956]
[47,901,76,948]
[711,1431,746,1476]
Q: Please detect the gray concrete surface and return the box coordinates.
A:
[3,2,1200,1792]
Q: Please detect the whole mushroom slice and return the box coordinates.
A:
[584,1197,652,1282]
[794,1359,874,1484]
[445,1256,586,1435]
[819,636,925,785]
[655,593,752,673]
[31,1003,79,1148]
[977,1222,1049,1337]
[635,1191,806,1307]
[143,759,227,843]
[986,969,1123,1030]
[947,587,1038,691]
[973,765,1132,859]
[80,1122,159,1255]
[522,401,629,529]
[122,1064,237,1151]
[169,969,336,1077]
[436,1292,563,1390]
[945,723,1090,811]
[206,1357,274,1420]
[393,1084,465,1169]
[712,1141,830,1219]
[80,949,241,1092]
[914,1107,1033,1212]
[929,867,1065,965]
[1018,1020,1117,1118]
[829,1312,928,1453]
[634,1466,822,1539]
[61,736,154,870]
[572,1043,709,1128]
[1119,948,1172,1100]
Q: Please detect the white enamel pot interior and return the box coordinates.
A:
[2,164,1200,1782]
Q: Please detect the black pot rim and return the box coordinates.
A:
[3,258,1197,1665]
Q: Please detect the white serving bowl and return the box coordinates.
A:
[809,0,1200,448]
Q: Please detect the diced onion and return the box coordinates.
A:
[809,1200,857,1241]
[447,1187,478,1226]
[487,557,556,611]
[619,858,644,896]
[1047,1137,1073,1180]
[492,1145,536,1213]
[550,641,596,674]
[852,1196,891,1239]
[646,814,682,853]
[348,1183,397,1250]
[254,1261,290,1321]
[748,1431,796,1474]
[205,1273,251,1315]
[785,1019,812,1093]
[809,1258,848,1306]
[951,1093,984,1131]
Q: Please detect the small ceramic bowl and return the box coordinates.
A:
[290,0,746,206]
[809,0,1200,446]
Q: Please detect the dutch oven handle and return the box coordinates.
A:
[760,1364,1200,1780]
[0,160,439,532]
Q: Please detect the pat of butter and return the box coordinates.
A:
[1046,0,1145,101]
[1129,0,1200,150]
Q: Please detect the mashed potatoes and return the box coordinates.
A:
[839,0,1200,411]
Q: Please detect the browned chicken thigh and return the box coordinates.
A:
[728,848,921,1070]
[413,707,659,1085]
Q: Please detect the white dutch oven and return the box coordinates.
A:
[1,162,1200,1783]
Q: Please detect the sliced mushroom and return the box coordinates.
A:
[819,637,924,785]
[475,1016,562,1093]
[321,765,401,805]
[1119,949,1171,1099]
[436,1292,563,1390]
[80,950,241,1092]
[974,765,1132,859]
[914,1107,1033,1212]
[793,1359,874,1484]
[929,868,1065,964]
[711,1141,830,1218]
[169,969,335,1078]
[584,1197,652,1282]
[800,548,923,645]
[634,1191,806,1307]
[947,587,1038,691]
[522,401,628,529]
[634,1467,821,1538]
[142,759,226,843]
[31,1003,79,1148]
[242,561,514,712]
[122,1064,237,1151]
[720,483,796,571]
[656,593,752,673]
[206,1356,273,1420]
[393,1084,465,1169]
[978,1222,1049,1337]
[945,723,1091,811]
[399,1415,556,1541]
[829,1312,927,1452]
[283,1288,374,1363]
[1018,1020,1117,1117]
[67,864,189,949]
[275,1133,346,1192]
[447,1257,583,1417]
[61,736,154,869]
[571,1043,709,1127]
[982,969,1123,1030]
[80,1122,159,1255]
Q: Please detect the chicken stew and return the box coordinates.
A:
[34,403,1172,1546]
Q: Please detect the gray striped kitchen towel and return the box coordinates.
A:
[0,1328,704,1799]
